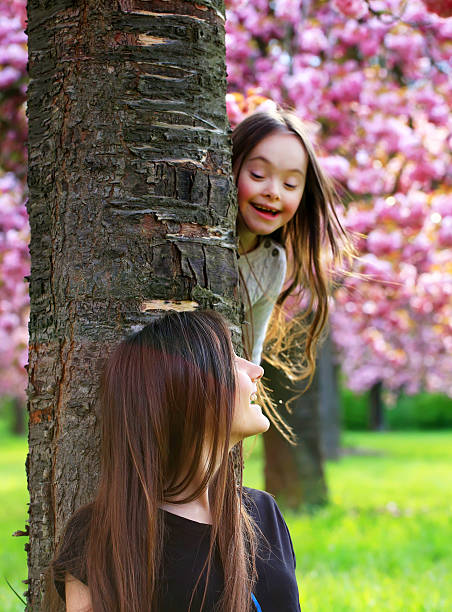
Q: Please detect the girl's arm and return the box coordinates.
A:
[65,573,93,612]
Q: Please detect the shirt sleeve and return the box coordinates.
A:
[249,248,287,365]
[243,487,301,611]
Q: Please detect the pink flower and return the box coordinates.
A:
[319,155,350,181]
[438,217,452,248]
[298,27,328,53]
[332,0,369,19]
[329,71,364,102]
[367,229,403,255]
[0,66,21,89]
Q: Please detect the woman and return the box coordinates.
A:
[52,310,300,611]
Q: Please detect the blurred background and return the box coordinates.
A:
[1,0,451,610]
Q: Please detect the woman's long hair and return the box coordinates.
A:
[69,311,256,611]
[233,109,354,392]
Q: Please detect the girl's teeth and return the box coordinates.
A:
[253,204,277,215]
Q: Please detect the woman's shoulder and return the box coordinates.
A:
[242,487,287,532]
[243,486,276,509]
[243,490,300,611]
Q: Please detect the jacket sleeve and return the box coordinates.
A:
[249,248,287,364]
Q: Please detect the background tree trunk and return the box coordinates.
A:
[262,359,328,510]
[369,380,385,430]
[26,1,236,608]
[318,332,341,460]
[12,396,26,436]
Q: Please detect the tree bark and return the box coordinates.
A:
[26,1,236,608]
[262,359,328,510]
[318,332,340,460]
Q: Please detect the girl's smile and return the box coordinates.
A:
[236,131,308,253]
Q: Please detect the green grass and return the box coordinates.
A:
[1,430,451,610]
[244,431,452,611]
[0,429,28,612]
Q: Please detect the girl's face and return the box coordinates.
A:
[236,131,308,249]
[230,354,269,446]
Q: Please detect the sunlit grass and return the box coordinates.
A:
[244,431,452,611]
[0,431,28,612]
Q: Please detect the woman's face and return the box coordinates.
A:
[230,354,269,446]
[236,131,308,244]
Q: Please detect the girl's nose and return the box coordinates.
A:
[264,179,280,201]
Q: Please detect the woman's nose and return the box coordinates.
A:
[251,363,264,382]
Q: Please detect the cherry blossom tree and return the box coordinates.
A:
[1,0,452,409]
[0,0,28,404]
[225,0,452,400]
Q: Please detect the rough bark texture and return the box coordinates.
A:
[318,333,340,460]
[262,359,328,510]
[26,1,237,608]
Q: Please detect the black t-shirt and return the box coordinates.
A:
[53,487,301,611]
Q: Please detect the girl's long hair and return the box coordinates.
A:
[233,109,354,396]
[67,310,256,611]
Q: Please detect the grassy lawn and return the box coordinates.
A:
[0,431,28,612]
[244,431,452,611]
[1,430,451,610]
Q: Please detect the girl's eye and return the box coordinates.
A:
[250,171,264,180]
[284,183,297,189]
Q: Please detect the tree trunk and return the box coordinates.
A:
[12,396,26,436]
[26,1,236,608]
[318,332,340,460]
[262,359,328,510]
[369,380,385,430]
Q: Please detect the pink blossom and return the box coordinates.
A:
[432,194,452,217]
[438,217,452,247]
[0,66,21,89]
[298,27,328,53]
[273,0,302,21]
[0,42,27,69]
[367,229,403,255]
[347,167,385,195]
[320,155,350,181]
[386,30,425,63]
[332,0,369,20]
[329,71,364,102]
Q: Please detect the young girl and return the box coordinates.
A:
[52,310,300,612]
[233,109,350,380]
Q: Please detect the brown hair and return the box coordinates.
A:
[55,310,257,612]
[233,109,353,392]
